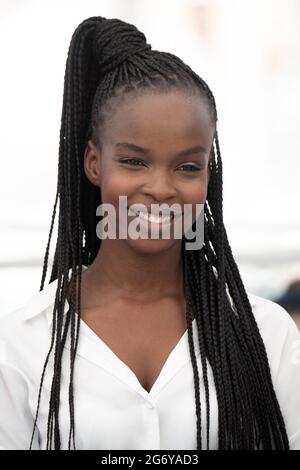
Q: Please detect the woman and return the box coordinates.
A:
[0,16,299,450]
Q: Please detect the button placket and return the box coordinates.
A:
[139,396,160,448]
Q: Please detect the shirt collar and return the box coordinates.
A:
[23,265,89,328]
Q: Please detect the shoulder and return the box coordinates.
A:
[247,290,300,384]
[0,278,59,370]
[246,290,300,354]
[247,292,300,448]
[247,290,299,338]
[0,278,58,330]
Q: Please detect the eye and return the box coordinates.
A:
[177,164,202,172]
[119,158,146,167]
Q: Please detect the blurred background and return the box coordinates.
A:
[1,0,300,327]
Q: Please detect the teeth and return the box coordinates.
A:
[137,211,173,224]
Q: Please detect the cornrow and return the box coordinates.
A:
[32,16,290,450]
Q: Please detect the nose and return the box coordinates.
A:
[142,170,177,203]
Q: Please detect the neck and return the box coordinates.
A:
[82,239,185,305]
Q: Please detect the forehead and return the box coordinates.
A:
[101,90,215,148]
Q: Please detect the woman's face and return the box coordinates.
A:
[84,89,215,255]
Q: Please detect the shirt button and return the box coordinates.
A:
[146,401,154,409]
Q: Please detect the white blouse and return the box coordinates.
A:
[0,265,300,450]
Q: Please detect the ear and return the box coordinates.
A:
[84,139,101,187]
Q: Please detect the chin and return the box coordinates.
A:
[125,236,181,256]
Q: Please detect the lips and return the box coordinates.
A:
[127,205,182,219]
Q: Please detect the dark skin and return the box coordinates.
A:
[74,90,215,393]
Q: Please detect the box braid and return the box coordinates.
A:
[30,16,290,450]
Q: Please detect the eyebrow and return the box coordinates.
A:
[115,142,207,157]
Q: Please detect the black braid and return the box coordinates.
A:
[33,16,290,450]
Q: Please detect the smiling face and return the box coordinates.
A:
[84,89,215,255]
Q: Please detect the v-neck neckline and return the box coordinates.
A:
[79,316,198,398]
[63,264,200,401]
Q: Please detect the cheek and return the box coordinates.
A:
[181,176,208,228]
[182,175,208,204]
[100,170,133,205]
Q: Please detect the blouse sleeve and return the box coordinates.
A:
[0,360,40,450]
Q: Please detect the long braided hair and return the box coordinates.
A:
[31,16,290,450]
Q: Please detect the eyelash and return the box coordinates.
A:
[118,158,202,172]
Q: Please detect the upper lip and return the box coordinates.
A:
[128,205,182,217]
